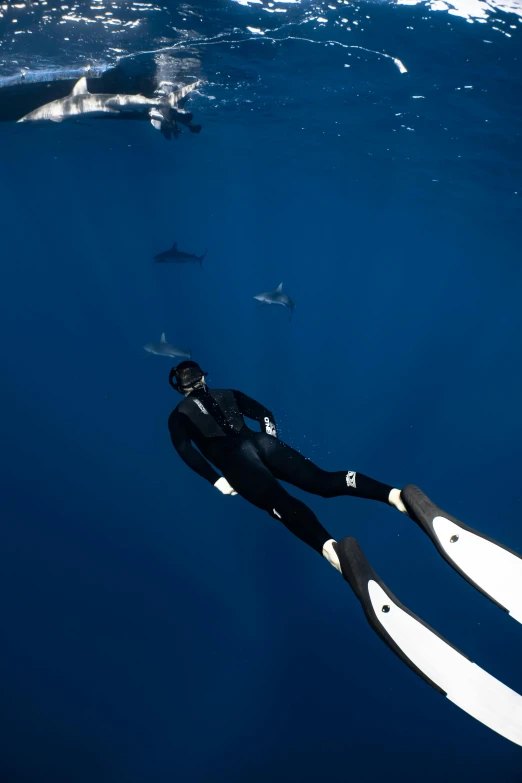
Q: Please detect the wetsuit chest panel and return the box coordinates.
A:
[177,388,244,438]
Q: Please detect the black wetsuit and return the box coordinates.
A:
[168,386,393,554]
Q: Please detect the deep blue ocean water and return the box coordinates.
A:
[1,0,522,780]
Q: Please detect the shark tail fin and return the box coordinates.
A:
[71,77,89,96]
[160,332,167,343]
[276,282,283,293]
[199,249,207,269]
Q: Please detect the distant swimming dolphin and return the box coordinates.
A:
[16,77,202,137]
[253,283,296,320]
[154,242,207,267]
[143,333,191,359]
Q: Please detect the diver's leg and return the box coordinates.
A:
[219,446,334,556]
[255,433,396,505]
[254,434,406,571]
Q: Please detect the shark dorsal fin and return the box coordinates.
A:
[160,332,167,343]
[171,242,178,250]
[71,77,89,96]
[276,282,283,293]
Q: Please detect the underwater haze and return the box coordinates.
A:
[1,0,522,780]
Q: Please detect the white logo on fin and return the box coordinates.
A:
[71,77,89,96]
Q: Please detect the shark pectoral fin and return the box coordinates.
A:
[71,76,89,96]
[160,333,167,343]
[50,117,63,123]
[149,108,164,130]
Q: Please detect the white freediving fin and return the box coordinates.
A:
[402,485,522,624]
[334,536,522,747]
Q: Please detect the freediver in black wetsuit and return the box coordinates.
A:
[167,360,407,571]
[166,361,522,744]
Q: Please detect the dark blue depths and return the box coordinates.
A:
[0,4,522,781]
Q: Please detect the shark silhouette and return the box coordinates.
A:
[143,333,191,359]
[17,77,202,138]
[253,283,296,320]
[154,242,207,267]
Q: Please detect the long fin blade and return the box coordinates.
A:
[402,485,522,623]
[336,536,522,747]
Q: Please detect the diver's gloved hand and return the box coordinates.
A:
[214,477,238,496]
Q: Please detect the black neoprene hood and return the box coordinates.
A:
[169,360,207,393]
